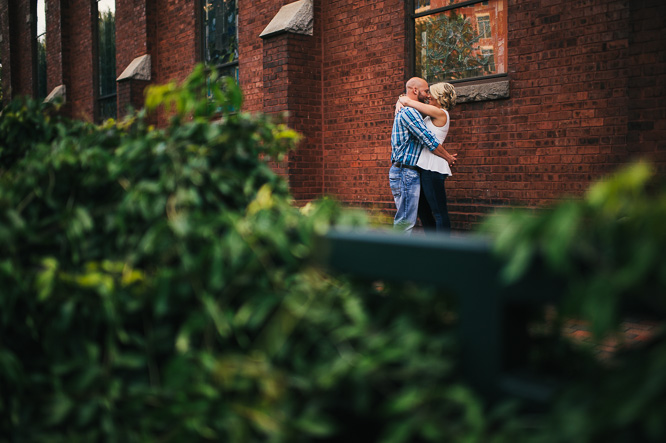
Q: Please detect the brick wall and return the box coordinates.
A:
[442,0,664,229]
[153,0,197,86]
[310,0,665,230]
[320,0,407,214]
[1,0,664,231]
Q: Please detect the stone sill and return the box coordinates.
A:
[455,79,509,104]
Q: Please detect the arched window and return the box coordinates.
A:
[97,0,116,121]
[202,0,238,80]
[37,0,47,100]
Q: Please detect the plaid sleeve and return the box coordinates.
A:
[401,108,440,152]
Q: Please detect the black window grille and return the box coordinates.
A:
[37,0,47,100]
[202,0,239,82]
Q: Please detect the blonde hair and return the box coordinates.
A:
[430,82,457,110]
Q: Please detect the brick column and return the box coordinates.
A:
[116,0,157,118]
[116,54,151,119]
[0,0,35,102]
[261,0,322,201]
[0,0,12,106]
[44,0,71,116]
[66,0,96,120]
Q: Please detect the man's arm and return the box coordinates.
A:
[399,108,440,152]
[400,108,457,166]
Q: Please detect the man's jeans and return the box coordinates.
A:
[389,165,420,233]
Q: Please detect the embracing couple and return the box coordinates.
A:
[390,77,458,234]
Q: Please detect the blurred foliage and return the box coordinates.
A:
[483,161,666,442]
[484,162,665,336]
[0,65,511,442]
[2,63,664,442]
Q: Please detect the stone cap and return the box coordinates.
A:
[455,79,509,103]
[117,54,151,82]
[260,0,313,38]
[44,84,66,104]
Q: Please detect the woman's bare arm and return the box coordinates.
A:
[399,96,448,126]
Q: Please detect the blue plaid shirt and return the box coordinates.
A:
[391,107,441,166]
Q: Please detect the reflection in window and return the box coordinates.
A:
[481,47,495,73]
[97,0,116,121]
[203,0,238,80]
[415,0,431,13]
[477,15,491,38]
[414,0,471,12]
[414,0,506,83]
[37,0,47,100]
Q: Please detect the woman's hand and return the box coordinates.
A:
[398,94,411,106]
[433,145,457,166]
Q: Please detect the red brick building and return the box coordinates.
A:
[1,0,665,229]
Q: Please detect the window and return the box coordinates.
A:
[97,0,116,121]
[477,14,491,39]
[412,0,507,83]
[202,0,239,81]
[481,47,495,73]
[37,0,47,100]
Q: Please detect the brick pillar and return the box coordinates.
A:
[116,77,150,119]
[116,0,153,117]
[65,0,96,120]
[45,0,72,117]
[0,0,36,101]
[0,0,12,106]
[261,0,322,201]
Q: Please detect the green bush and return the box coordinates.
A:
[2,64,664,443]
[0,66,503,442]
[483,162,666,442]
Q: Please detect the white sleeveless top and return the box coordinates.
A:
[417,109,451,176]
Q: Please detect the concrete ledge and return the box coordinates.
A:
[44,84,66,104]
[456,79,509,104]
[117,54,151,82]
[260,0,313,38]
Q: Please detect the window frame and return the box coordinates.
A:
[409,0,508,86]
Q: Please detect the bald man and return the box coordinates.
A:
[390,77,456,233]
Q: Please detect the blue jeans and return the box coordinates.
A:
[389,165,421,233]
[418,169,451,233]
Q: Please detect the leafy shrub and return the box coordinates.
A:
[483,162,666,442]
[3,63,663,443]
[0,67,502,442]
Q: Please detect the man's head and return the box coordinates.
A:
[405,77,431,104]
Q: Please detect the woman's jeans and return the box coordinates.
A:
[418,169,451,233]
[389,165,421,234]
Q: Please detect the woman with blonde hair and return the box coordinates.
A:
[398,82,457,233]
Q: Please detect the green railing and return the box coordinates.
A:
[317,229,564,406]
